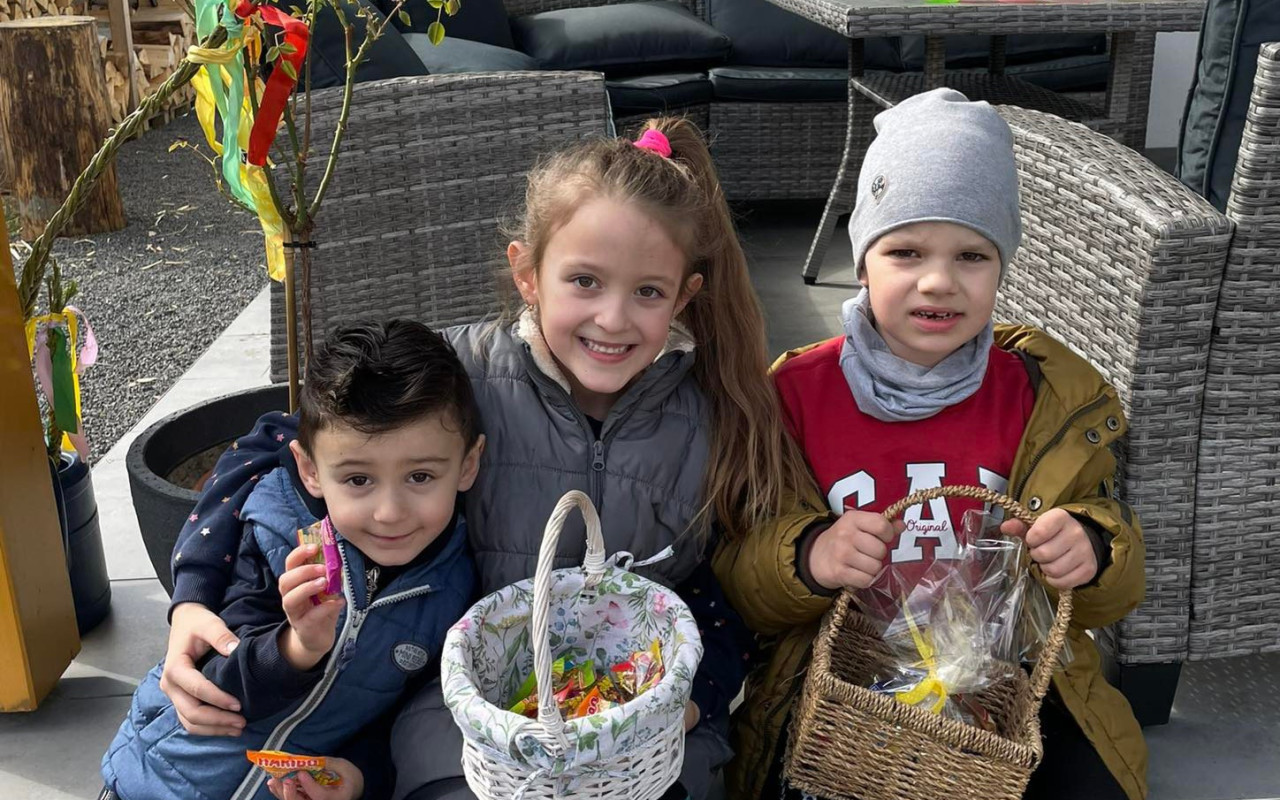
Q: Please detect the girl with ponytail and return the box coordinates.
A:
[158,117,817,800]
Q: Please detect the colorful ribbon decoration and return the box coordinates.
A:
[25,307,98,460]
[235,1,311,167]
[188,0,309,281]
[894,604,950,714]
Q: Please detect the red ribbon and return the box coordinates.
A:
[236,0,310,166]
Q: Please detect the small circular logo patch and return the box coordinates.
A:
[871,174,888,202]
[392,642,430,674]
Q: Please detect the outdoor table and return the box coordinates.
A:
[767,0,1207,283]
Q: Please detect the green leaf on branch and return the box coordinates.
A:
[444,0,459,15]
[427,20,445,44]
[398,8,411,25]
[267,44,282,62]
[281,59,299,80]
[426,0,442,8]
[279,42,298,55]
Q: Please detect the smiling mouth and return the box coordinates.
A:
[913,310,960,320]
[580,337,634,356]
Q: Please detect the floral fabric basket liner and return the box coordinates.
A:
[442,490,704,800]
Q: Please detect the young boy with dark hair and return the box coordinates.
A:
[101,320,484,800]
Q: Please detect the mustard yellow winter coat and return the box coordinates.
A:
[713,325,1148,800]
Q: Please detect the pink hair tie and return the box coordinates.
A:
[633,129,672,158]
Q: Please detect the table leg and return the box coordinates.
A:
[802,39,866,284]
[1105,30,1158,150]
[924,35,946,89]
[988,35,1007,76]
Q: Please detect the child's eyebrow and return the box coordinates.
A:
[404,455,452,464]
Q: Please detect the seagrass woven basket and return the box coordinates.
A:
[785,485,1074,800]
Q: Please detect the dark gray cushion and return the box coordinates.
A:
[708,66,847,102]
[1005,53,1109,93]
[301,0,429,89]
[706,0,900,70]
[1176,0,1279,211]
[405,34,539,72]
[388,0,514,49]
[900,33,1106,70]
[511,1,730,76]
[606,72,714,114]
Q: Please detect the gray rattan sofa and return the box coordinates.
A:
[995,42,1280,727]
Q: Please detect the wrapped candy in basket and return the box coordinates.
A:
[785,486,1074,800]
[440,491,703,800]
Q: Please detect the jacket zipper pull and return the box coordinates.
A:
[592,440,605,471]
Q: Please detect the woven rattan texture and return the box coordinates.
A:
[1191,42,1280,658]
[269,72,609,381]
[994,107,1231,664]
[709,101,848,200]
[763,0,1204,38]
[786,594,1043,800]
[786,487,1070,800]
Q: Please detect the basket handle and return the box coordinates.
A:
[530,490,608,749]
[879,485,1074,725]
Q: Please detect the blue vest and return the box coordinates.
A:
[102,467,475,800]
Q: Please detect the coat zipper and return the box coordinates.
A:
[230,541,437,800]
[1011,394,1111,500]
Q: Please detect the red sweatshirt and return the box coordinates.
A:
[774,336,1036,603]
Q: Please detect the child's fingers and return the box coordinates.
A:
[1028,533,1080,567]
[853,532,889,562]
[999,519,1029,538]
[285,543,321,571]
[281,576,335,621]
[842,551,885,584]
[279,563,328,598]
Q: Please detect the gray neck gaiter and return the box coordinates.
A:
[838,288,993,422]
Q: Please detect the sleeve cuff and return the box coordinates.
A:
[169,566,233,622]
[795,520,836,597]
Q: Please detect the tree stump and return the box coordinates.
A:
[0,17,126,240]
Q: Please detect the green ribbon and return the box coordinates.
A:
[49,326,79,436]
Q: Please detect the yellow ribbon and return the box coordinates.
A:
[894,605,949,714]
[186,26,285,281]
[186,36,245,65]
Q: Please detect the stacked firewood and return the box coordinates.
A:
[0,0,83,22]
[96,4,197,125]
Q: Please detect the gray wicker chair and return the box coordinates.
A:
[1189,43,1280,662]
[269,71,611,379]
[992,105,1233,725]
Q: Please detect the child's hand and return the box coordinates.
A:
[1000,509,1098,589]
[266,758,364,800]
[279,544,344,669]
[683,700,701,732]
[807,510,905,591]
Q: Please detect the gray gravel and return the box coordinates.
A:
[10,114,268,462]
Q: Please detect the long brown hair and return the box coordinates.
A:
[504,117,812,538]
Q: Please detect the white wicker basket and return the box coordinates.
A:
[441,491,703,800]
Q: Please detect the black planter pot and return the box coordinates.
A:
[53,452,111,634]
[126,384,290,596]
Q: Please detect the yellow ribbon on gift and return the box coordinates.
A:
[187,30,287,281]
[894,605,950,714]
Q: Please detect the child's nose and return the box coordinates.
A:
[595,294,629,331]
[372,491,407,524]
[917,261,958,294]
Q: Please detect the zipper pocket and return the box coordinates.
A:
[1012,394,1111,500]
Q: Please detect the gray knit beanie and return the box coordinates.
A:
[848,88,1021,279]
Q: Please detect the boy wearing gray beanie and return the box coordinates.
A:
[718,88,1148,800]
